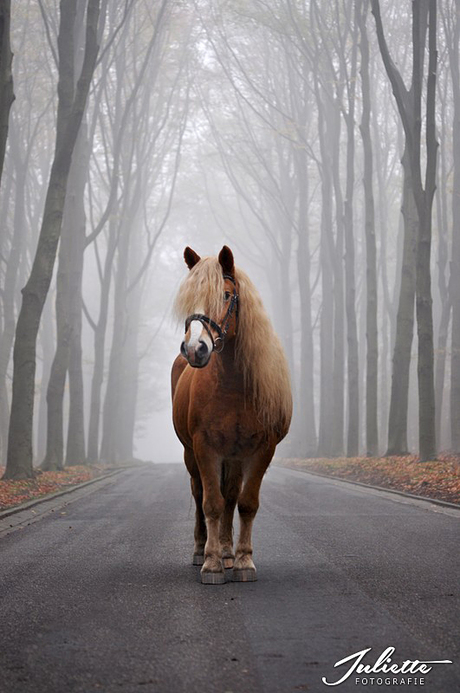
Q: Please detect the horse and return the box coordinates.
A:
[171,245,292,584]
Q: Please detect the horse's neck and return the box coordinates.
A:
[215,338,244,390]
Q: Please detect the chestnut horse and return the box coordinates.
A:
[171,246,292,584]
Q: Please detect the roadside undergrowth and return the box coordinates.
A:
[276,453,460,505]
[0,465,106,511]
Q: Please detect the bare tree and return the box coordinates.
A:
[372,0,438,460]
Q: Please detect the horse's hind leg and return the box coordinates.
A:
[219,461,242,569]
[233,445,275,582]
[184,447,206,566]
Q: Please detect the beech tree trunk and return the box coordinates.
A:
[449,0,460,452]
[86,229,117,463]
[434,91,451,448]
[0,126,26,461]
[316,84,335,458]
[295,147,317,456]
[330,103,345,457]
[358,0,379,456]
[3,0,101,479]
[343,11,360,457]
[386,149,417,455]
[41,124,89,471]
[372,0,437,460]
[0,0,14,188]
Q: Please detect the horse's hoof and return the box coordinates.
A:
[223,556,234,569]
[200,570,226,585]
[232,568,257,582]
[192,553,204,566]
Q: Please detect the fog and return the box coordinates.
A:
[0,0,458,478]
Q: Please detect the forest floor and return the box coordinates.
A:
[277,453,460,506]
[0,465,109,511]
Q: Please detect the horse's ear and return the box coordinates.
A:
[218,245,234,276]
[184,246,201,270]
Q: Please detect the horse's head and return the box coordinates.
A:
[179,246,239,368]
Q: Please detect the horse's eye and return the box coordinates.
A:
[224,291,231,301]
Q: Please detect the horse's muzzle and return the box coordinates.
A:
[181,339,211,368]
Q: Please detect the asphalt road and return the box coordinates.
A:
[0,463,458,693]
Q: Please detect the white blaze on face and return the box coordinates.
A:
[186,309,213,352]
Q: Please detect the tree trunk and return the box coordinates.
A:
[358,0,379,456]
[434,92,451,448]
[386,149,417,454]
[330,103,345,458]
[37,297,54,461]
[372,0,436,459]
[86,228,117,462]
[413,0,437,460]
[100,221,132,463]
[42,119,89,470]
[449,0,460,452]
[343,15,359,457]
[3,0,100,479]
[0,0,14,187]
[316,87,335,458]
[295,148,316,456]
[0,128,26,462]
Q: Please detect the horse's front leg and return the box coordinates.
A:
[190,476,206,565]
[234,445,275,582]
[184,447,206,565]
[219,463,242,569]
[194,437,225,584]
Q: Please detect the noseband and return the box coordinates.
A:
[184,275,239,354]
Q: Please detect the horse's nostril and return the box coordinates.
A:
[196,340,208,359]
[180,341,187,358]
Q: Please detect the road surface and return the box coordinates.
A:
[0,463,458,693]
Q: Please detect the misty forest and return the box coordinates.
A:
[0,0,458,481]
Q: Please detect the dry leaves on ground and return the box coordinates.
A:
[0,465,105,511]
[277,453,460,505]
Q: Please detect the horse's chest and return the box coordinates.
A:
[203,415,264,458]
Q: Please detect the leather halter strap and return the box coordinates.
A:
[184,275,239,354]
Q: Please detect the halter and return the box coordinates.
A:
[184,275,239,354]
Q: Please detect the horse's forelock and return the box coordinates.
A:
[174,257,225,323]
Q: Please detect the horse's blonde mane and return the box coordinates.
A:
[174,256,292,438]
